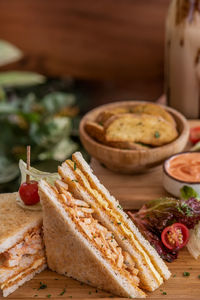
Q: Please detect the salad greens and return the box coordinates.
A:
[180,185,200,201]
[128,186,200,262]
[19,159,59,185]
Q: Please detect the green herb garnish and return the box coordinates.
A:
[60,288,66,296]
[117,222,121,225]
[162,291,167,295]
[74,162,76,170]
[198,275,200,279]
[88,291,92,295]
[38,282,47,290]
[46,295,51,298]
[154,131,160,138]
[183,272,190,277]
[72,179,78,182]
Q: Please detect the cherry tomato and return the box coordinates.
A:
[19,180,40,205]
[190,127,200,144]
[161,223,189,251]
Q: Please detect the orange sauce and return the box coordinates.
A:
[166,153,200,183]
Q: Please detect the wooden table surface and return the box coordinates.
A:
[1,120,200,299]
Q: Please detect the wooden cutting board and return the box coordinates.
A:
[1,120,199,299]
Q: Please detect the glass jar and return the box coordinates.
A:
[165,0,200,118]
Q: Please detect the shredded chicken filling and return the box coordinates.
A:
[54,180,140,286]
[0,228,44,268]
[0,228,45,287]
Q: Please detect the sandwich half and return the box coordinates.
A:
[59,152,171,290]
[39,152,171,297]
[0,193,46,297]
[39,179,146,298]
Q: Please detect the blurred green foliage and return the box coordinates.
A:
[0,41,90,192]
[0,88,81,186]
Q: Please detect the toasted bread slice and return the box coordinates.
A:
[85,121,148,150]
[0,193,43,253]
[104,113,178,146]
[85,121,105,143]
[132,103,176,127]
[96,107,129,125]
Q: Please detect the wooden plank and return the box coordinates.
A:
[0,120,199,299]
[0,0,170,81]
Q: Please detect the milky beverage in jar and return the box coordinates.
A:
[165,0,200,118]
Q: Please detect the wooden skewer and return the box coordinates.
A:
[26,145,31,184]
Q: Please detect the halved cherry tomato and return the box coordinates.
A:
[190,127,200,144]
[161,223,189,251]
[19,180,40,205]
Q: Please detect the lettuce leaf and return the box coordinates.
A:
[128,196,200,262]
[180,186,200,200]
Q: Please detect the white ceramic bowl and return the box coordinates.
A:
[163,152,200,197]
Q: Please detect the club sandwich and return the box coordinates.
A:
[39,152,171,298]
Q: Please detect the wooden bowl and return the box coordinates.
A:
[79,101,190,173]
